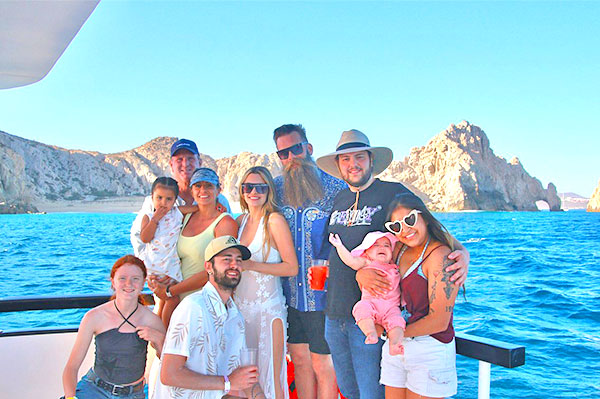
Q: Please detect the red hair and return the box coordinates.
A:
[110,255,148,305]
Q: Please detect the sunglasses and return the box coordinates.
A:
[385,210,422,234]
[241,183,270,194]
[276,142,307,160]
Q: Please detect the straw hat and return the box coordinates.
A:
[316,129,393,179]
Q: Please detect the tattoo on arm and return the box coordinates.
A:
[441,259,457,300]
[445,305,454,313]
[251,383,265,399]
[429,279,437,304]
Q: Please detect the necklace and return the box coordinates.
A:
[345,190,360,226]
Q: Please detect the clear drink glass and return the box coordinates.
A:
[240,348,258,366]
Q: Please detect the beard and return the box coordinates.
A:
[213,268,241,290]
[343,163,373,188]
[282,156,325,208]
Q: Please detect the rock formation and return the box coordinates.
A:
[0,122,562,213]
[214,152,282,204]
[0,138,38,212]
[378,121,561,211]
[586,180,600,212]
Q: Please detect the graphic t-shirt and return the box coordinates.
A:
[326,179,411,319]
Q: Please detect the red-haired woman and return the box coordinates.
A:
[62,255,165,399]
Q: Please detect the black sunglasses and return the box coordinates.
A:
[276,142,307,160]
[241,183,270,194]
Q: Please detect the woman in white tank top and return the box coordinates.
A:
[235,166,298,399]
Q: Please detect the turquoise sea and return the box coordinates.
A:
[0,211,599,398]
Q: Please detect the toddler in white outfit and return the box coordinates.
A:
[138,177,195,326]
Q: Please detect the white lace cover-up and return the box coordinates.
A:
[234,215,288,399]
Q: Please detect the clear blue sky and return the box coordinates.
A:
[1,1,598,196]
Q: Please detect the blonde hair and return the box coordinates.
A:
[239,166,280,259]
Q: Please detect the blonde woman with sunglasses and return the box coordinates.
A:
[234,166,299,399]
[375,192,460,399]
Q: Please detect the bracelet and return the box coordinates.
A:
[223,374,231,394]
[165,286,173,298]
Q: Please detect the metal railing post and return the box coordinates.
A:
[478,360,491,399]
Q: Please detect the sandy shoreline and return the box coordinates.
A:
[36,196,147,214]
[35,196,243,214]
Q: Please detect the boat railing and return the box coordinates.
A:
[0,293,525,399]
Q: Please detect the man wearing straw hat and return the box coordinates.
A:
[316,130,470,399]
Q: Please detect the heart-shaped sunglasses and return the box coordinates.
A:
[384,209,422,234]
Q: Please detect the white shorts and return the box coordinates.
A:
[380,336,457,398]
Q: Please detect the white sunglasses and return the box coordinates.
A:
[385,210,422,234]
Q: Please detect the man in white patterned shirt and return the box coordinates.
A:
[153,236,265,399]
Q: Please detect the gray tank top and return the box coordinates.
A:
[93,302,148,384]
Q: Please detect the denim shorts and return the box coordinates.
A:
[75,369,146,399]
[380,336,457,398]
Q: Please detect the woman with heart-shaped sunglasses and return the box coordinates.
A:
[377,192,460,399]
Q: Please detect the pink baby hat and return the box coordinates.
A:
[350,231,398,257]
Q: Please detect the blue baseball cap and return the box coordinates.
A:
[171,138,199,156]
[190,167,220,188]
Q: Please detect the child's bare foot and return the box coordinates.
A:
[389,342,404,355]
[364,332,378,344]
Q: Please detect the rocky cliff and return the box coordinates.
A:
[0,122,561,213]
[378,121,561,211]
[586,180,600,212]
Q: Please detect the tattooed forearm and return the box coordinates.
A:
[429,279,437,303]
[441,258,457,300]
[251,383,266,399]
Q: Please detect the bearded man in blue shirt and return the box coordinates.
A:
[273,124,346,399]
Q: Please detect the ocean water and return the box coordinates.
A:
[1,211,599,398]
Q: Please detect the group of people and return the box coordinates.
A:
[62,124,469,399]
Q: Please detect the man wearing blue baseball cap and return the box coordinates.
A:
[130,138,231,256]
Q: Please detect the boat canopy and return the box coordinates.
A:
[0,0,99,89]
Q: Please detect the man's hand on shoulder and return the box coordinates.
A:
[446,248,469,286]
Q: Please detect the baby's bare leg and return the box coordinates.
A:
[357,318,379,344]
[387,327,404,355]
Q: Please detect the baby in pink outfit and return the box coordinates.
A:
[329,231,406,355]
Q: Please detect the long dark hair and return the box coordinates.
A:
[387,192,454,251]
[388,193,467,298]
